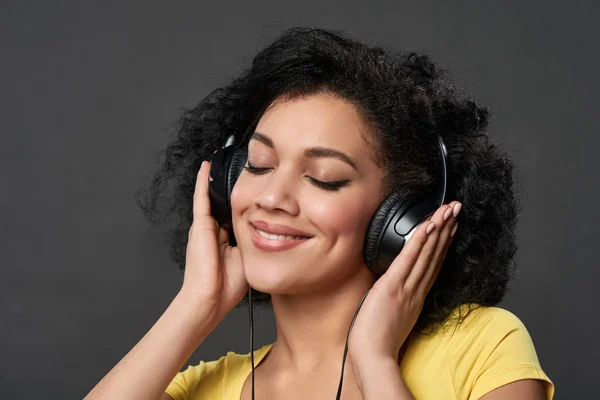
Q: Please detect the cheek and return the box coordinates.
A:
[308,193,375,242]
[230,175,254,218]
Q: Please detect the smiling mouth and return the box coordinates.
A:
[254,227,308,240]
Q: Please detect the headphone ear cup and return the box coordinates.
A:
[226,147,248,205]
[218,147,247,246]
[363,190,416,276]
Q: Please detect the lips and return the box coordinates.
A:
[255,228,306,240]
[249,220,312,252]
[249,220,312,238]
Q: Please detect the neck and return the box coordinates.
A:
[267,266,376,374]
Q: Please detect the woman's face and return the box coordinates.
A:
[230,93,384,295]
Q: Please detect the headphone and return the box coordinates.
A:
[208,131,448,399]
[208,132,448,277]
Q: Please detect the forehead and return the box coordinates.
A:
[254,94,376,161]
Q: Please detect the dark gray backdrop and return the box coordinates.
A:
[1,1,598,398]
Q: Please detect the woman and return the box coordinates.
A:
[86,27,554,399]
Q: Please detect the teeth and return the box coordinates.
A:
[256,228,305,240]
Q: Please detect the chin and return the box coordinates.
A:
[242,256,316,295]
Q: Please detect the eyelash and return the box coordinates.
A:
[243,162,350,191]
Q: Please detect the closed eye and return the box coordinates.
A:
[243,163,271,174]
[307,177,350,191]
[243,162,350,191]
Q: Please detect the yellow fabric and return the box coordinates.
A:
[165,305,554,399]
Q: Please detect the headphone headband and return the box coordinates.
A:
[434,134,448,206]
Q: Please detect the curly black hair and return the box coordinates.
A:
[135,27,520,334]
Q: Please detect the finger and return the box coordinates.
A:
[427,202,460,277]
[403,203,453,291]
[186,161,221,275]
[184,217,220,280]
[189,160,219,247]
[424,203,459,282]
[192,160,212,219]
[418,204,459,297]
[218,226,230,257]
[382,212,438,288]
[218,226,229,246]
[420,230,453,298]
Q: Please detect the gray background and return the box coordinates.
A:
[1,1,598,398]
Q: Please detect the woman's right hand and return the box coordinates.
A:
[85,160,246,400]
[179,160,248,323]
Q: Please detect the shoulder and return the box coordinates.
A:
[451,304,528,340]
[164,354,228,399]
[446,305,554,399]
[165,344,273,400]
[447,305,539,367]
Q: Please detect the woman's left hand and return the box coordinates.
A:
[348,201,462,365]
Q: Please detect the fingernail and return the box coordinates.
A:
[453,203,462,218]
[206,161,213,181]
[450,223,458,237]
[443,207,453,221]
[426,222,436,234]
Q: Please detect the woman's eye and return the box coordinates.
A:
[243,162,271,174]
[308,177,350,191]
[244,162,350,191]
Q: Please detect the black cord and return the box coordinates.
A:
[249,285,255,400]
[249,286,372,400]
[335,288,371,400]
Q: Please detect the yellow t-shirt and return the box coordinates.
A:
[166,306,554,399]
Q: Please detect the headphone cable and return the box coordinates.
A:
[249,286,372,400]
[335,288,371,400]
[249,285,255,400]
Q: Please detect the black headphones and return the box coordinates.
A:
[208,131,449,400]
[208,133,448,277]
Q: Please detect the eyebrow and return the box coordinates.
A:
[251,131,357,170]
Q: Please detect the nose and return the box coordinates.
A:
[254,165,300,216]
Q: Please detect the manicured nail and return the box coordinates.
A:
[426,222,436,234]
[453,203,462,218]
[443,207,453,221]
[450,223,458,237]
[206,161,213,181]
